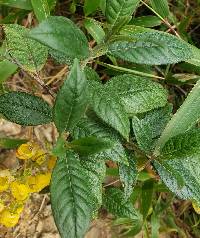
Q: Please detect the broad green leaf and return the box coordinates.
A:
[0,92,52,126]
[108,31,193,65]
[80,159,106,212]
[103,187,142,221]
[119,155,138,199]
[31,0,50,22]
[120,26,198,66]
[154,156,200,206]
[106,0,140,27]
[154,79,200,155]
[161,129,200,159]
[0,138,27,149]
[84,18,105,44]
[141,179,154,219]
[0,0,32,10]
[186,45,200,67]
[121,24,153,34]
[48,48,73,65]
[53,59,88,133]
[0,0,56,11]
[84,0,100,16]
[150,0,170,19]
[130,15,162,28]
[72,112,128,164]
[84,66,101,82]
[69,136,114,156]
[157,128,200,203]
[132,104,172,153]
[29,16,89,61]
[3,24,48,72]
[51,151,94,238]
[0,60,18,83]
[89,81,130,140]
[106,74,168,115]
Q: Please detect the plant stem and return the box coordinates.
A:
[96,61,165,80]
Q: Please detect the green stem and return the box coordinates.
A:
[96,61,165,80]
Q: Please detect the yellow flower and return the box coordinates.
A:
[192,201,200,214]
[33,150,46,165]
[0,169,11,178]
[17,141,47,165]
[0,209,21,227]
[28,173,51,193]
[0,202,5,213]
[16,142,36,160]
[10,181,30,201]
[36,173,51,190]
[47,156,57,170]
[10,202,24,214]
[27,176,38,193]
[0,177,9,192]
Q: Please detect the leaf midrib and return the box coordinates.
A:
[65,157,78,237]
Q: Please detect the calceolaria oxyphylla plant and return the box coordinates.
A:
[1,0,200,237]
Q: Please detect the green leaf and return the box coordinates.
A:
[154,129,200,205]
[84,66,101,82]
[3,24,48,72]
[80,159,106,212]
[119,155,138,199]
[0,0,56,10]
[132,104,172,153]
[84,18,105,44]
[31,0,50,22]
[106,74,168,115]
[106,0,140,27]
[52,137,66,157]
[0,0,32,10]
[51,151,93,238]
[47,0,57,9]
[48,49,73,65]
[154,79,200,155]
[130,15,162,28]
[108,31,193,65]
[0,60,18,83]
[89,81,130,140]
[72,112,128,164]
[151,212,160,238]
[99,0,106,14]
[29,16,89,61]
[69,136,114,156]
[0,92,52,126]
[103,187,142,221]
[84,0,100,16]
[161,129,200,159]
[150,0,170,19]
[0,138,27,149]
[141,179,154,219]
[154,156,200,206]
[186,45,200,67]
[53,59,88,134]
[120,24,156,34]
